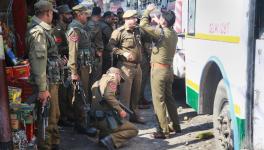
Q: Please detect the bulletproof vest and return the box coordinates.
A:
[53,23,69,57]
[43,29,64,84]
[68,20,95,67]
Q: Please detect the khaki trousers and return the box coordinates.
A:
[117,62,142,115]
[150,66,180,134]
[37,84,60,150]
[96,120,138,148]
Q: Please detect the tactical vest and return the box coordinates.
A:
[68,20,95,68]
[43,29,64,84]
[53,23,69,57]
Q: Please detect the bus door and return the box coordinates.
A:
[253,2,264,149]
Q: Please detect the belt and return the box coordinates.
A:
[122,61,139,67]
[151,63,171,68]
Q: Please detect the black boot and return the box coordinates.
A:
[75,124,98,137]
[99,135,116,150]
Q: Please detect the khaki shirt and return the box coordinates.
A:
[91,74,123,112]
[107,25,143,63]
[85,20,104,52]
[140,10,178,65]
[26,16,59,91]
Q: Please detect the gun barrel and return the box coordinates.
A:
[118,101,134,115]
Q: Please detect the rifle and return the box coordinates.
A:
[75,80,91,128]
[117,100,134,115]
[37,98,50,141]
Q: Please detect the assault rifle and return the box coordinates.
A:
[74,80,97,137]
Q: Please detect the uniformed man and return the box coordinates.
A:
[140,4,181,138]
[91,67,138,150]
[99,11,115,73]
[53,4,74,127]
[67,4,93,134]
[108,10,145,124]
[26,1,63,149]
[84,6,104,83]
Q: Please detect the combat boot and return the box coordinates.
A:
[99,135,116,150]
[129,114,145,124]
[75,124,98,137]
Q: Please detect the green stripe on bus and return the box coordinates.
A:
[186,86,199,111]
[236,117,245,146]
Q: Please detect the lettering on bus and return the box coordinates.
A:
[209,22,230,35]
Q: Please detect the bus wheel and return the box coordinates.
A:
[213,80,233,150]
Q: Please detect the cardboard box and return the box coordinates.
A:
[13,64,30,79]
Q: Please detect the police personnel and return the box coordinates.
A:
[53,4,74,127]
[26,1,63,149]
[91,67,138,150]
[85,6,104,82]
[67,4,93,134]
[140,4,181,138]
[108,10,145,124]
[99,11,115,73]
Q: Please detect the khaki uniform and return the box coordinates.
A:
[91,74,138,148]
[26,16,62,149]
[67,19,93,127]
[99,20,114,73]
[108,25,143,117]
[53,21,73,122]
[85,20,104,82]
[140,10,181,134]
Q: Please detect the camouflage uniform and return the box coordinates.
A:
[26,15,62,149]
[53,20,73,124]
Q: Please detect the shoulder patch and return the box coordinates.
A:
[109,82,117,91]
[68,30,79,42]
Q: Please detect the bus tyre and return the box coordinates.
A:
[213,79,233,150]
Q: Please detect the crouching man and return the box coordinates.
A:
[91,67,138,150]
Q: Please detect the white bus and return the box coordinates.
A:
[171,0,264,149]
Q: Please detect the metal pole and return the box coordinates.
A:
[0,31,12,149]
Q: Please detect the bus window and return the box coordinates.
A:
[187,0,196,35]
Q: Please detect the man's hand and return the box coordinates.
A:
[96,51,103,57]
[123,52,134,61]
[38,90,51,104]
[152,15,160,25]
[147,4,156,12]
[119,110,127,118]
[71,74,80,81]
